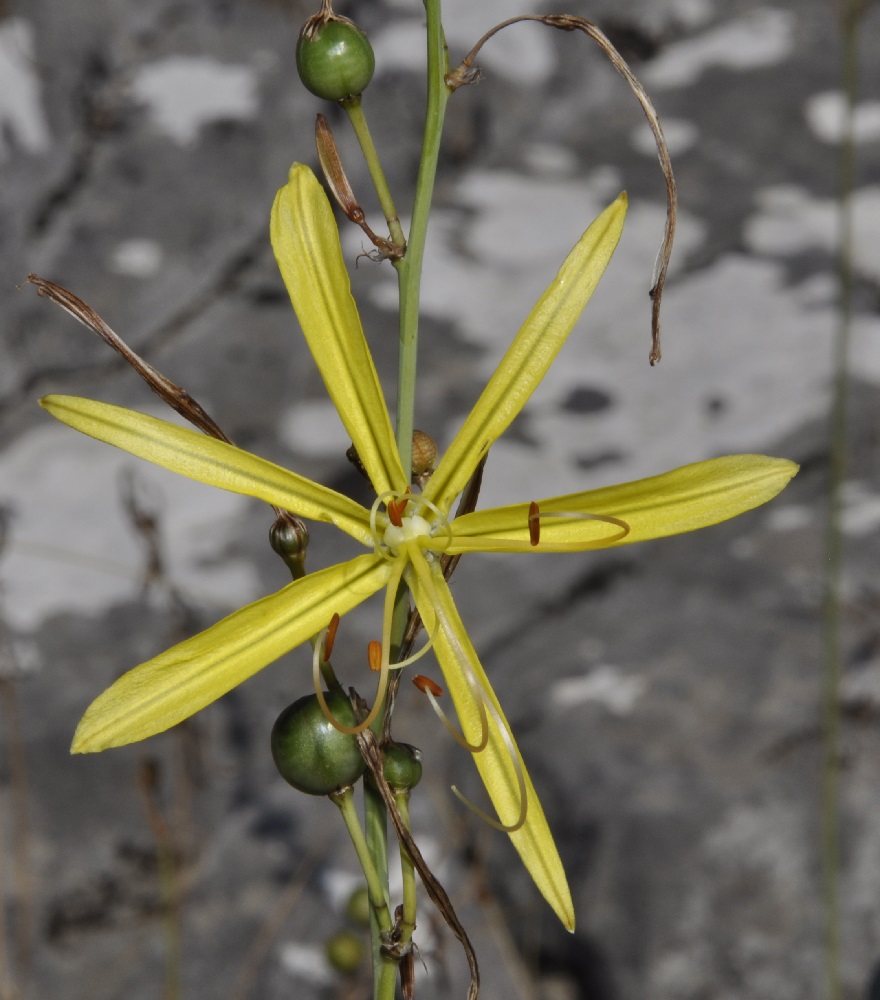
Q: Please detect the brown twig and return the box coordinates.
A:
[27,275,307,542]
[447,15,677,365]
[355,726,480,1000]
[27,274,234,442]
[315,116,406,261]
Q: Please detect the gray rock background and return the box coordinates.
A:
[1,0,880,997]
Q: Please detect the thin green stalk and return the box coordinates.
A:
[395,790,418,945]
[821,4,862,999]
[360,5,451,996]
[363,779,390,997]
[375,948,400,1000]
[342,98,407,249]
[331,788,392,933]
[393,0,451,463]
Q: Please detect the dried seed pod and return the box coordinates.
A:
[411,429,437,487]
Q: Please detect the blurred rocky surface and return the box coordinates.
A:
[2,0,880,998]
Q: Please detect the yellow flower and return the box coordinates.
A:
[40,164,797,929]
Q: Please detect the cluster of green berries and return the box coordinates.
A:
[271,693,422,796]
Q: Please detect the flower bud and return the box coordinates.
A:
[369,742,422,792]
[269,513,309,579]
[297,12,375,103]
[271,693,366,795]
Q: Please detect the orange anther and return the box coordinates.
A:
[413,674,443,697]
[528,501,540,547]
[386,489,411,527]
[324,612,340,660]
[368,640,383,672]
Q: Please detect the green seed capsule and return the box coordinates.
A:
[271,693,366,795]
[296,16,375,102]
[325,928,365,974]
[345,886,371,929]
[380,742,422,791]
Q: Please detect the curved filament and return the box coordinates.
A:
[415,676,489,753]
[410,495,453,551]
[390,625,437,671]
[537,509,630,546]
[311,558,406,735]
[450,688,528,833]
[369,491,398,560]
[406,547,490,753]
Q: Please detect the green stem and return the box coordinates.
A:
[360,5,451,997]
[363,779,391,997]
[821,5,861,1000]
[393,0,451,464]
[342,98,407,249]
[331,788,393,933]
[375,949,400,1000]
[395,790,418,946]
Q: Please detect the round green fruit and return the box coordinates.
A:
[325,928,365,974]
[271,693,366,795]
[366,742,422,791]
[345,886,371,929]
[296,17,375,102]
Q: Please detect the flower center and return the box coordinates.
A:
[383,513,432,552]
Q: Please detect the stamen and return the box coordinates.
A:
[411,495,454,552]
[528,501,540,546]
[405,546,527,833]
[451,690,528,833]
[404,548,490,753]
[313,624,331,675]
[311,561,406,737]
[411,671,488,752]
[390,627,436,671]
[533,509,630,546]
[368,640,382,672]
[324,612,341,660]
[386,488,411,527]
[413,674,442,697]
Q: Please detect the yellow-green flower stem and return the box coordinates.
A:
[393,0,451,463]
[331,787,393,934]
[368,5,449,994]
[375,946,400,1000]
[394,790,418,947]
[364,778,391,998]
[341,97,407,250]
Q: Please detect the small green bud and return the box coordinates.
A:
[296,14,375,102]
[269,514,309,579]
[325,928,365,974]
[271,693,366,795]
[366,742,422,792]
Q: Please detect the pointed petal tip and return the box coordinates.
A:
[548,884,576,931]
[70,728,100,755]
[286,161,317,189]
